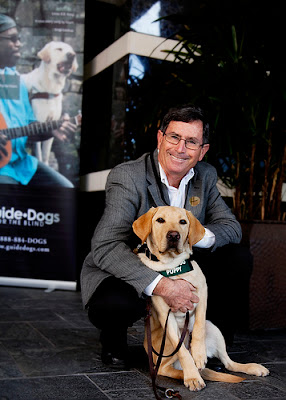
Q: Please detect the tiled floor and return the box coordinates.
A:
[0,286,285,400]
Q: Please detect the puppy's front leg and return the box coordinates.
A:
[152,296,205,391]
[190,279,208,370]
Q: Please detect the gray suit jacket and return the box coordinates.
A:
[80,150,241,307]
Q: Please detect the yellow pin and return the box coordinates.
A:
[189,196,200,206]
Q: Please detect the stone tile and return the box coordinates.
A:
[259,363,286,391]
[0,343,12,362]
[229,340,286,364]
[30,326,100,349]
[6,294,82,310]
[225,380,286,399]
[53,308,93,328]
[11,347,102,377]
[2,338,52,357]
[0,307,21,321]
[88,370,150,391]
[0,322,46,341]
[19,308,64,322]
[0,361,24,378]
[103,388,158,399]
[0,375,109,400]
[30,320,78,330]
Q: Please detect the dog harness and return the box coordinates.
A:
[159,257,194,277]
[135,243,194,277]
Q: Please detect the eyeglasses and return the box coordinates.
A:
[0,35,21,43]
[163,132,204,150]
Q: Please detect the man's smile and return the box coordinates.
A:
[168,152,190,162]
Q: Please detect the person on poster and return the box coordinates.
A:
[0,14,76,187]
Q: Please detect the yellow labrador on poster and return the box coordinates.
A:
[133,206,269,392]
[22,41,78,165]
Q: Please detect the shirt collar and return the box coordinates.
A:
[159,162,194,190]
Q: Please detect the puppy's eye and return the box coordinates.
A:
[156,218,165,223]
[179,219,187,225]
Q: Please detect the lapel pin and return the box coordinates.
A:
[189,196,200,206]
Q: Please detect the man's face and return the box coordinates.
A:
[0,27,21,68]
[157,120,209,185]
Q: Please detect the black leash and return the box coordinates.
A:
[145,298,190,400]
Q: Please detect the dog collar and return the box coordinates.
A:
[30,92,60,101]
[135,243,159,261]
[159,257,194,277]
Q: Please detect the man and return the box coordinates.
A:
[0,14,76,187]
[81,105,251,368]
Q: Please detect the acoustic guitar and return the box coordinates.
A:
[0,113,81,168]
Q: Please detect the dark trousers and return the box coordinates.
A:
[87,244,252,347]
[88,276,146,353]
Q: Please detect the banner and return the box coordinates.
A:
[0,1,84,288]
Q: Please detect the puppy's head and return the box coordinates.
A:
[133,206,205,256]
[38,41,78,75]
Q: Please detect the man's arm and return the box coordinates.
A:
[90,162,161,295]
[200,163,242,249]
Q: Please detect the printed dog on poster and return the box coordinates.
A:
[133,206,269,392]
[22,41,78,164]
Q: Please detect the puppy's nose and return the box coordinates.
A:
[167,231,180,242]
[67,52,75,61]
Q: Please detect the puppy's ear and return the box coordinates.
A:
[186,210,205,248]
[38,43,52,63]
[132,207,158,243]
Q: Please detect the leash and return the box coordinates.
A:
[145,298,190,400]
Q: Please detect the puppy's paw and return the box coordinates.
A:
[245,363,270,377]
[184,376,206,392]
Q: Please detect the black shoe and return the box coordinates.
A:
[101,349,129,369]
[100,329,129,369]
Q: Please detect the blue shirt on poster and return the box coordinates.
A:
[0,66,38,185]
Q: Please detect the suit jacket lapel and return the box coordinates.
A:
[184,167,202,218]
[146,150,169,207]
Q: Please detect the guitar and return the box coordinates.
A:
[0,113,81,168]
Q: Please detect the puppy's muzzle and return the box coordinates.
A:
[57,53,76,74]
[166,230,180,249]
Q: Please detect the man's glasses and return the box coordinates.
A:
[0,35,21,43]
[163,132,204,150]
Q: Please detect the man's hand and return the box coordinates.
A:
[0,133,8,161]
[153,277,199,313]
[52,113,77,142]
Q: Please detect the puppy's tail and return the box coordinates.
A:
[201,368,245,383]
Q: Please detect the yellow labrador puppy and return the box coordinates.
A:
[133,206,269,392]
[22,41,78,165]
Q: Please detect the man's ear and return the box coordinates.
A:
[132,207,158,243]
[186,210,205,247]
[199,143,209,161]
[157,130,164,149]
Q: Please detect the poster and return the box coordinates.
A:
[0,1,84,288]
